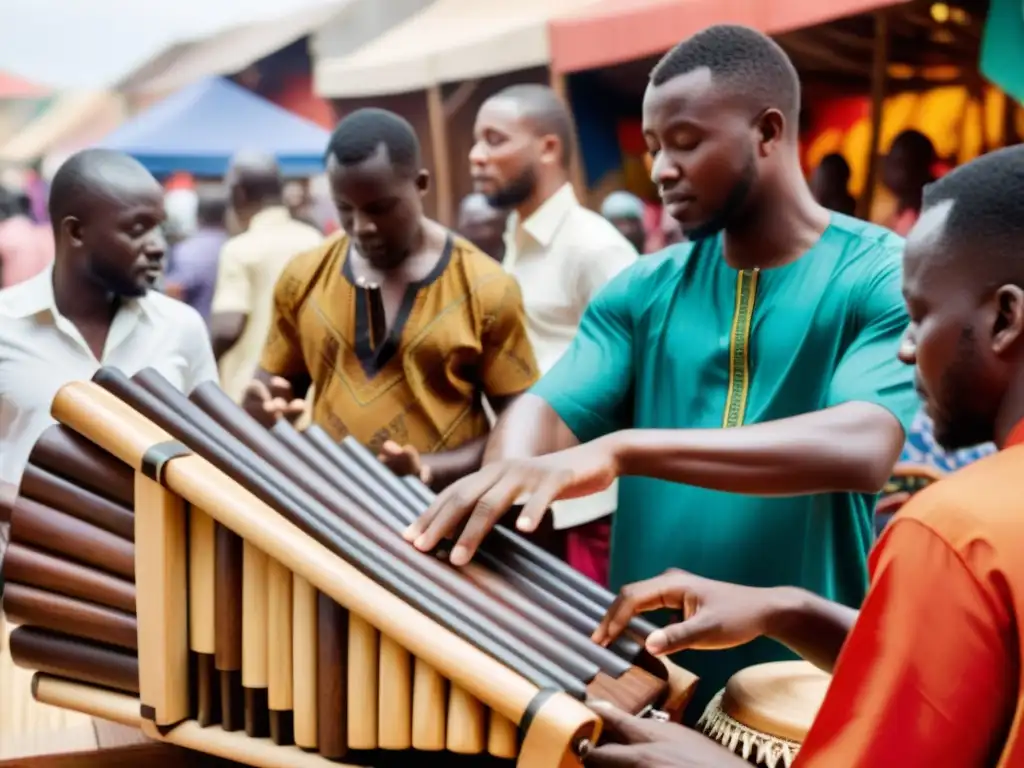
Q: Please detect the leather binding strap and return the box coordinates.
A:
[518,686,561,741]
[141,440,191,485]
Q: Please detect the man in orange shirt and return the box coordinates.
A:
[581,144,1024,766]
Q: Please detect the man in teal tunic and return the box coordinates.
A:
[406,25,917,717]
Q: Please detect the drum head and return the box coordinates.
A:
[720,660,830,743]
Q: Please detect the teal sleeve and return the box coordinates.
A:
[826,249,919,434]
[530,267,635,443]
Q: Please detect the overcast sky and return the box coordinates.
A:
[0,0,334,89]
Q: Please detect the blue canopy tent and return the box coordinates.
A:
[99,77,331,177]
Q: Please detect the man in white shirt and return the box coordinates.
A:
[0,149,218,488]
[470,84,637,585]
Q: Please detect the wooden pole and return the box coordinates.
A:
[426,84,453,227]
[548,69,587,203]
[443,80,481,121]
[858,11,889,221]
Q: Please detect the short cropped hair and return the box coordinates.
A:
[48,148,152,231]
[327,108,421,176]
[490,84,575,169]
[921,145,1024,271]
[196,188,228,228]
[650,24,800,124]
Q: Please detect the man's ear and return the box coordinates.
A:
[540,134,565,168]
[62,216,83,247]
[416,169,430,196]
[755,109,786,158]
[991,284,1024,356]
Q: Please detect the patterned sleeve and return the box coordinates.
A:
[477,273,540,399]
[259,254,311,378]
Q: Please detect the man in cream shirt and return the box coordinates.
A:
[210,153,323,403]
[470,84,637,585]
[0,149,218,488]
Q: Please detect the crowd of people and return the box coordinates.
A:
[1,20,1023,767]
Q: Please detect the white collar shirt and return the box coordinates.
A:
[0,264,218,486]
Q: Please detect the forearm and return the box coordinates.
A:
[764,587,858,673]
[483,394,580,464]
[422,437,487,490]
[610,402,903,495]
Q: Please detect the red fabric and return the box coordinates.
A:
[1006,419,1024,448]
[0,72,49,99]
[565,518,611,588]
[797,419,1024,767]
[548,0,908,74]
[163,173,195,191]
[795,520,1014,767]
[266,73,336,130]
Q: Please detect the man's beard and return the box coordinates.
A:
[932,327,994,451]
[85,253,147,299]
[485,167,536,209]
[681,153,757,241]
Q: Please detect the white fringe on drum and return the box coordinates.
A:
[698,690,802,768]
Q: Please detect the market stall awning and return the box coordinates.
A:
[117,0,352,95]
[0,91,126,164]
[548,0,910,74]
[0,72,50,100]
[314,0,601,98]
[98,77,330,176]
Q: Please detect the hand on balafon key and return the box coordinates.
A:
[377,440,433,485]
[403,434,621,565]
[591,569,779,657]
[242,376,307,429]
[581,701,750,767]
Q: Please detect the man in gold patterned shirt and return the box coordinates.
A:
[244,108,539,489]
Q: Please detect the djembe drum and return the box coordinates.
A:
[697,661,830,768]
